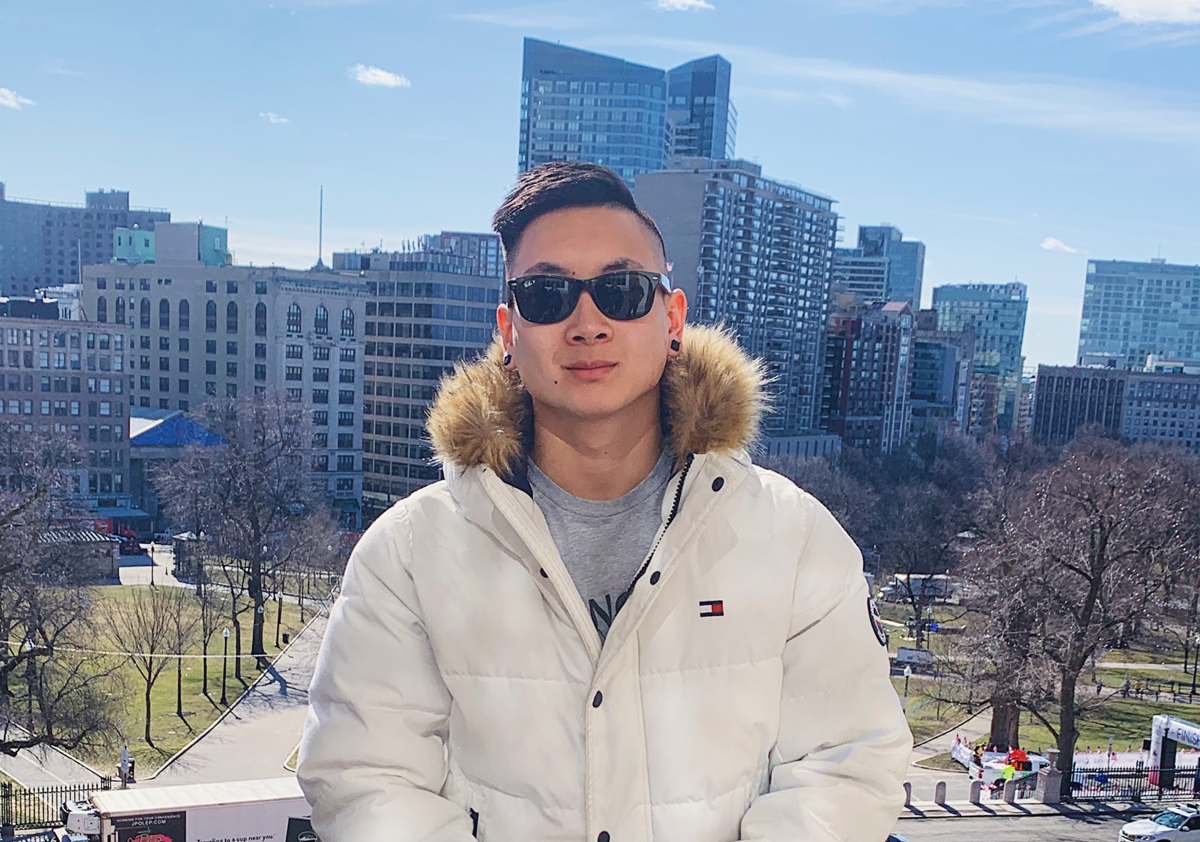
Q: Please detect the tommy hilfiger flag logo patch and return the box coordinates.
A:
[699,600,724,617]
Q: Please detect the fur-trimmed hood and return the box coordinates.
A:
[426,324,767,479]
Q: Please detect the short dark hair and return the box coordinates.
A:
[492,161,667,276]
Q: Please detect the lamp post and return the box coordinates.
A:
[902,665,913,710]
[220,628,230,706]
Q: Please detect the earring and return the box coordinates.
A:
[502,354,512,366]
[670,340,681,352]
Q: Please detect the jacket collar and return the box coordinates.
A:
[426,324,767,481]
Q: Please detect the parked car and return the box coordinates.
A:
[1119,805,1200,840]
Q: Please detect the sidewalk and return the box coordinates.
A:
[897,798,1157,819]
[0,726,105,787]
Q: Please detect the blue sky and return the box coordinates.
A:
[2,0,1199,367]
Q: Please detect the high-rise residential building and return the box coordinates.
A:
[932,282,1028,436]
[909,308,975,443]
[1031,362,1200,455]
[666,55,736,164]
[637,158,839,436]
[0,307,132,519]
[0,183,170,297]
[1078,258,1200,370]
[820,296,914,455]
[334,233,504,522]
[832,225,925,309]
[79,223,369,528]
[519,38,669,186]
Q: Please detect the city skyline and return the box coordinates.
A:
[3,0,1199,370]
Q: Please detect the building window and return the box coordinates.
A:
[140,298,150,329]
[286,366,303,381]
[206,300,217,332]
[226,383,237,398]
[227,281,239,294]
[206,360,217,375]
[226,362,238,377]
[339,348,356,362]
[226,301,238,333]
[338,389,354,404]
[179,379,189,393]
[341,308,355,338]
[337,410,354,426]
[159,377,170,392]
[337,433,354,449]
[96,297,107,323]
[206,280,217,293]
[286,387,302,402]
[313,389,329,404]
[336,454,355,472]
[159,299,170,330]
[159,356,169,371]
[206,339,217,354]
[286,344,303,359]
[256,281,267,295]
[287,304,302,333]
[313,346,330,361]
[312,454,329,472]
[313,410,328,426]
[312,367,329,382]
[255,343,266,359]
[226,341,238,355]
[339,368,355,383]
[254,364,266,381]
[255,302,267,336]
[314,306,328,335]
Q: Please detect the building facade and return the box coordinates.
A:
[0,183,169,297]
[79,252,369,527]
[334,233,504,522]
[932,282,1028,436]
[666,55,736,164]
[1122,372,1200,453]
[1078,258,1200,370]
[909,308,975,443]
[1030,365,1127,446]
[519,38,669,186]
[0,311,133,519]
[820,297,914,455]
[636,158,839,436]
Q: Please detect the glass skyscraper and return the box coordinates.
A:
[666,55,736,163]
[1078,258,1200,370]
[519,38,669,187]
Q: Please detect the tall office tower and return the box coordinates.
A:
[909,308,975,444]
[932,282,1028,436]
[79,222,369,528]
[831,247,889,302]
[637,158,839,437]
[861,226,924,309]
[0,304,132,519]
[1078,258,1200,370]
[519,38,669,187]
[666,55,736,164]
[334,233,503,522]
[820,296,914,455]
[0,183,170,297]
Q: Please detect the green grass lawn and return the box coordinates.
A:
[77,584,315,776]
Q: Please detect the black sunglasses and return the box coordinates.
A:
[507,271,672,325]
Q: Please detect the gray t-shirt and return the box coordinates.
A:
[528,452,674,643]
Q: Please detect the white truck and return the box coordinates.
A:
[59,778,318,842]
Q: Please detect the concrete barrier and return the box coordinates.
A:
[969,780,982,803]
[1003,779,1017,803]
[934,781,947,805]
[903,781,912,807]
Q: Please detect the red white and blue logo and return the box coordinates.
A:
[868,597,888,646]
[699,600,724,617]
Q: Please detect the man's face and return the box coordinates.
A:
[497,205,687,423]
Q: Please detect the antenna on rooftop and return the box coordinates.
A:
[316,186,325,269]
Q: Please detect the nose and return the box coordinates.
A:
[565,291,610,344]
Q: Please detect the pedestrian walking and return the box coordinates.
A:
[297,162,913,842]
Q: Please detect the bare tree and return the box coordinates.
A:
[103,586,197,746]
[0,426,123,756]
[155,392,316,670]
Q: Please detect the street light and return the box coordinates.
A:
[902,664,913,710]
[220,628,230,706]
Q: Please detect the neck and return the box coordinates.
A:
[530,390,664,500]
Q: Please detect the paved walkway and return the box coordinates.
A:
[0,725,105,787]
[148,611,327,784]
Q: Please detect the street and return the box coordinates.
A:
[895,813,1134,841]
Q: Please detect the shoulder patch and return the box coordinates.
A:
[868,596,888,647]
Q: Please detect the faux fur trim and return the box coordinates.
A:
[427,324,767,478]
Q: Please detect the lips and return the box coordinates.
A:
[564,360,617,371]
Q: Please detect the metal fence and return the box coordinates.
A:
[1068,766,1200,802]
[0,779,112,831]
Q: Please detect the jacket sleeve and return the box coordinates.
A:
[297,506,474,842]
[739,501,912,842]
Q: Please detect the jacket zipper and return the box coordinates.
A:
[469,808,479,838]
[617,452,694,606]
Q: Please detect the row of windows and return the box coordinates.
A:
[92,297,358,338]
[0,399,122,417]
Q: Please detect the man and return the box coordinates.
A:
[298,162,912,842]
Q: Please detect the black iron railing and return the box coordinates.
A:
[0,778,112,831]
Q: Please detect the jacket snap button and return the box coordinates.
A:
[539,568,548,578]
[711,476,725,492]
[592,691,603,708]
[598,833,610,842]
[649,571,661,585]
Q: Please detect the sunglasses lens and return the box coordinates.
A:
[515,276,577,324]
[593,272,656,321]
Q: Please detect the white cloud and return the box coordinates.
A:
[597,35,1200,144]
[1041,236,1079,253]
[656,0,714,9]
[347,64,411,88]
[1091,0,1200,24]
[0,88,35,110]
[259,111,289,124]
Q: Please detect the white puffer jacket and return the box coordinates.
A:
[298,326,912,842]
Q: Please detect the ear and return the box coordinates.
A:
[665,288,687,358]
[496,303,516,367]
